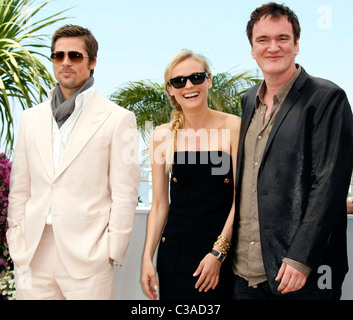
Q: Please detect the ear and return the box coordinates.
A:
[208,75,213,89]
[166,83,174,97]
[294,41,300,56]
[89,57,97,72]
[251,47,255,59]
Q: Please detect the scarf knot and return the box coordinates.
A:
[51,77,94,128]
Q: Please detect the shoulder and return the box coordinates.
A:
[154,122,171,131]
[152,123,172,141]
[306,75,344,92]
[150,123,173,159]
[225,112,241,127]
[299,74,348,111]
[213,110,241,131]
[297,68,346,97]
[21,100,51,118]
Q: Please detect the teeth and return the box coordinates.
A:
[184,92,199,98]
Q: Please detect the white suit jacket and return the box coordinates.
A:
[6,89,140,279]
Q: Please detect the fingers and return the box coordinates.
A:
[193,253,221,293]
[141,275,158,300]
[276,262,307,294]
[141,265,159,300]
[275,262,286,282]
[195,271,219,292]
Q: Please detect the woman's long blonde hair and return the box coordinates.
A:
[164,50,212,173]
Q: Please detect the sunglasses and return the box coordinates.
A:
[169,72,210,89]
[50,51,89,64]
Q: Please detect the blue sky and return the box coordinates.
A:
[39,0,352,99]
[2,0,353,152]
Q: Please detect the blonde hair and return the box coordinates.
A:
[164,50,212,173]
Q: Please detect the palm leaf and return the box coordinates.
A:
[110,69,261,142]
[0,0,71,153]
[110,69,262,165]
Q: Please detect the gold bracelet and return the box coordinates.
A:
[214,241,227,255]
[217,235,231,249]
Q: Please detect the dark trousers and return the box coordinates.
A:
[233,275,335,300]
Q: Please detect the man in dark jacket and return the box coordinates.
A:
[232,2,353,300]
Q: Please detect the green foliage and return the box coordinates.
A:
[0,0,70,152]
[110,69,261,144]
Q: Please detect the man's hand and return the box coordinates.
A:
[276,262,307,294]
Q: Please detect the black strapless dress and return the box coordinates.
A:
[157,151,234,300]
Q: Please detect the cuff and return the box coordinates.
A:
[283,257,312,278]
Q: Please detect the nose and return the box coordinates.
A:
[61,53,72,66]
[184,78,194,88]
[268,40,280,52]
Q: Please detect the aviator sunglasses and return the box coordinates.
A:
[50,50,89,64]
[169,72,210,89]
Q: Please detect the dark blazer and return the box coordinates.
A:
[233,67,353,297]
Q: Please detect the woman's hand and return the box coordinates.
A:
[141,259,159,300]
[193,253,222,292]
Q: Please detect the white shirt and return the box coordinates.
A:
[46,86,95,225]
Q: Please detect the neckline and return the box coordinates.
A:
[174,150,231,157]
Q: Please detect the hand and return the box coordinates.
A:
[193,253,222,293]
[141,259,159,300]
[276,262,307,294]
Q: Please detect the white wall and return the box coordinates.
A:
[114,207,150,300]
[341,215,353,300]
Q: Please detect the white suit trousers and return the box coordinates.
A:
[14,225,115,300]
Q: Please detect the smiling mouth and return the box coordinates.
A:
[183,92,199,99]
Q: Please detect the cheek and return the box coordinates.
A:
[78,64,92,78]
[53,64,59,76]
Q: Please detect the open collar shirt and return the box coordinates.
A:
[233,65,310,287]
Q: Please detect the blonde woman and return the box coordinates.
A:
[141,50,241,300]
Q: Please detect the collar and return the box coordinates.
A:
[48,85,96,107]
[255,64,302,108]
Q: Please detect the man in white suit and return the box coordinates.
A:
[6,25,140,299]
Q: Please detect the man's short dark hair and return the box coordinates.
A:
[246,2,301,46]
[51,24,98,75]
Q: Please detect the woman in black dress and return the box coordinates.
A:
[141,50,241,300]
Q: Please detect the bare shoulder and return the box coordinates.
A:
[154,123,171,132]
[222,112,241,132]
[152,123,172,139]
[150,123,173,150]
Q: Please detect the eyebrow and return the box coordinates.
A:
[255,33,292,41]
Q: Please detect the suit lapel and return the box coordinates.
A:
[235,87,258,189]
[262,69,309,160]
[54,91,111,180]
[35,102,55,179]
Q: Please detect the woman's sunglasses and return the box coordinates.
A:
[50,51,89,64]
[169,72,210,89]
